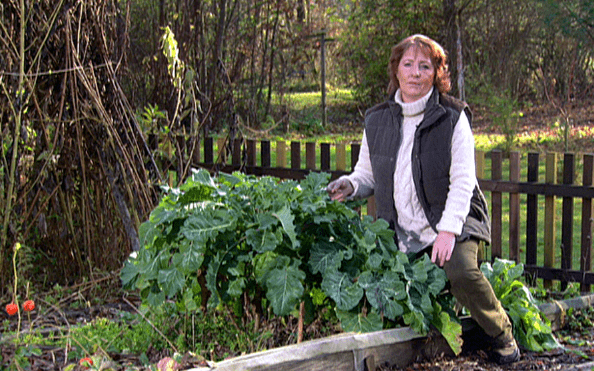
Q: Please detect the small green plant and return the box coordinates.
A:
[481,258,560,352]
[11,345,42,370]
[486,90,523,153]
[561,282,582,300]
[63,302,275,363]
[563,306,594,335]
[2,242,41,370]
[137,103,168,135]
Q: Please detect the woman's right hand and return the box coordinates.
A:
[326,178,354,202]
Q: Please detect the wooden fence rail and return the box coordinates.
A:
[156,136,594,290]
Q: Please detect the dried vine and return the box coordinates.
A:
[0,0,161,292]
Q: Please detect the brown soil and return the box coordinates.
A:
[384,330,594,371]
[384,347,594,371]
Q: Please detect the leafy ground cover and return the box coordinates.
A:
[0,277,343,370]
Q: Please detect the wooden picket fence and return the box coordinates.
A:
[157,135,594,290]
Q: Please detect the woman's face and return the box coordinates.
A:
[396,46,435,103]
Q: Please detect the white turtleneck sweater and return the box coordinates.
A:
[345,88,476,253]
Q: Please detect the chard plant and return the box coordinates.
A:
[481,258,560,352]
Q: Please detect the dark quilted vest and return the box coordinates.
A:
[364,89,491,244]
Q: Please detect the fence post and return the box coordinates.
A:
[544,152,557,289]
[581,154,594,292]
[321,143,331,172]
[306,142,316,169]
[491,150,503,260]
[291,141,301,169]
[204,137,213,164]
[247,139,257,167]
[336,143,346,171]
[276,141,287,168]
[509,152,521,263]
[351,143,361,170]
[232,139,242,166]
[526,153,540,267]
[560,153,575,290]
[475,150,486,261]
[217,137,226,164]
[261,140,271,168]
[367,196,376,220]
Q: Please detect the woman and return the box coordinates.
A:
[327,34,520,365]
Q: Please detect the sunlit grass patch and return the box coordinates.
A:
[280,88,356,109]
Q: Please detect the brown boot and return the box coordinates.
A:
[490,332,520,365]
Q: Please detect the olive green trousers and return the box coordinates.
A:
[442,238,512,339]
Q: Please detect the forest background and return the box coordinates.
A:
[0,0,593,294]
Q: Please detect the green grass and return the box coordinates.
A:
[280,88,355,110]
[481,192,586,271]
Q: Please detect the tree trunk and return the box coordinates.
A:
[265,5,281,119]
[456,19,465,101]
[443,0,469,100]
[443,0,458,95]
[208,0,227,111]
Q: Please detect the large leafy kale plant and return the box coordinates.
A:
[121,170,462,352]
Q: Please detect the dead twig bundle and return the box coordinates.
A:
[0,0,161,292]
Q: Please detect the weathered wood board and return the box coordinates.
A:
[188,294,594,371]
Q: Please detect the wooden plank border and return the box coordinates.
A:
[189,295,594,371]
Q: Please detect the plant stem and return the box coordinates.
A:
[297,301,304,343]
[13,243,21,340]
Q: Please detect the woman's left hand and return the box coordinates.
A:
[432,231,456,267]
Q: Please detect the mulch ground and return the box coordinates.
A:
[384,349,594,371]
[383,324,594,371]
[3,296,594,371]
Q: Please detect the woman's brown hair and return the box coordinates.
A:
[387,34,451,96]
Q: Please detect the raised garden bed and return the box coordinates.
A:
[189,294,594,371]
